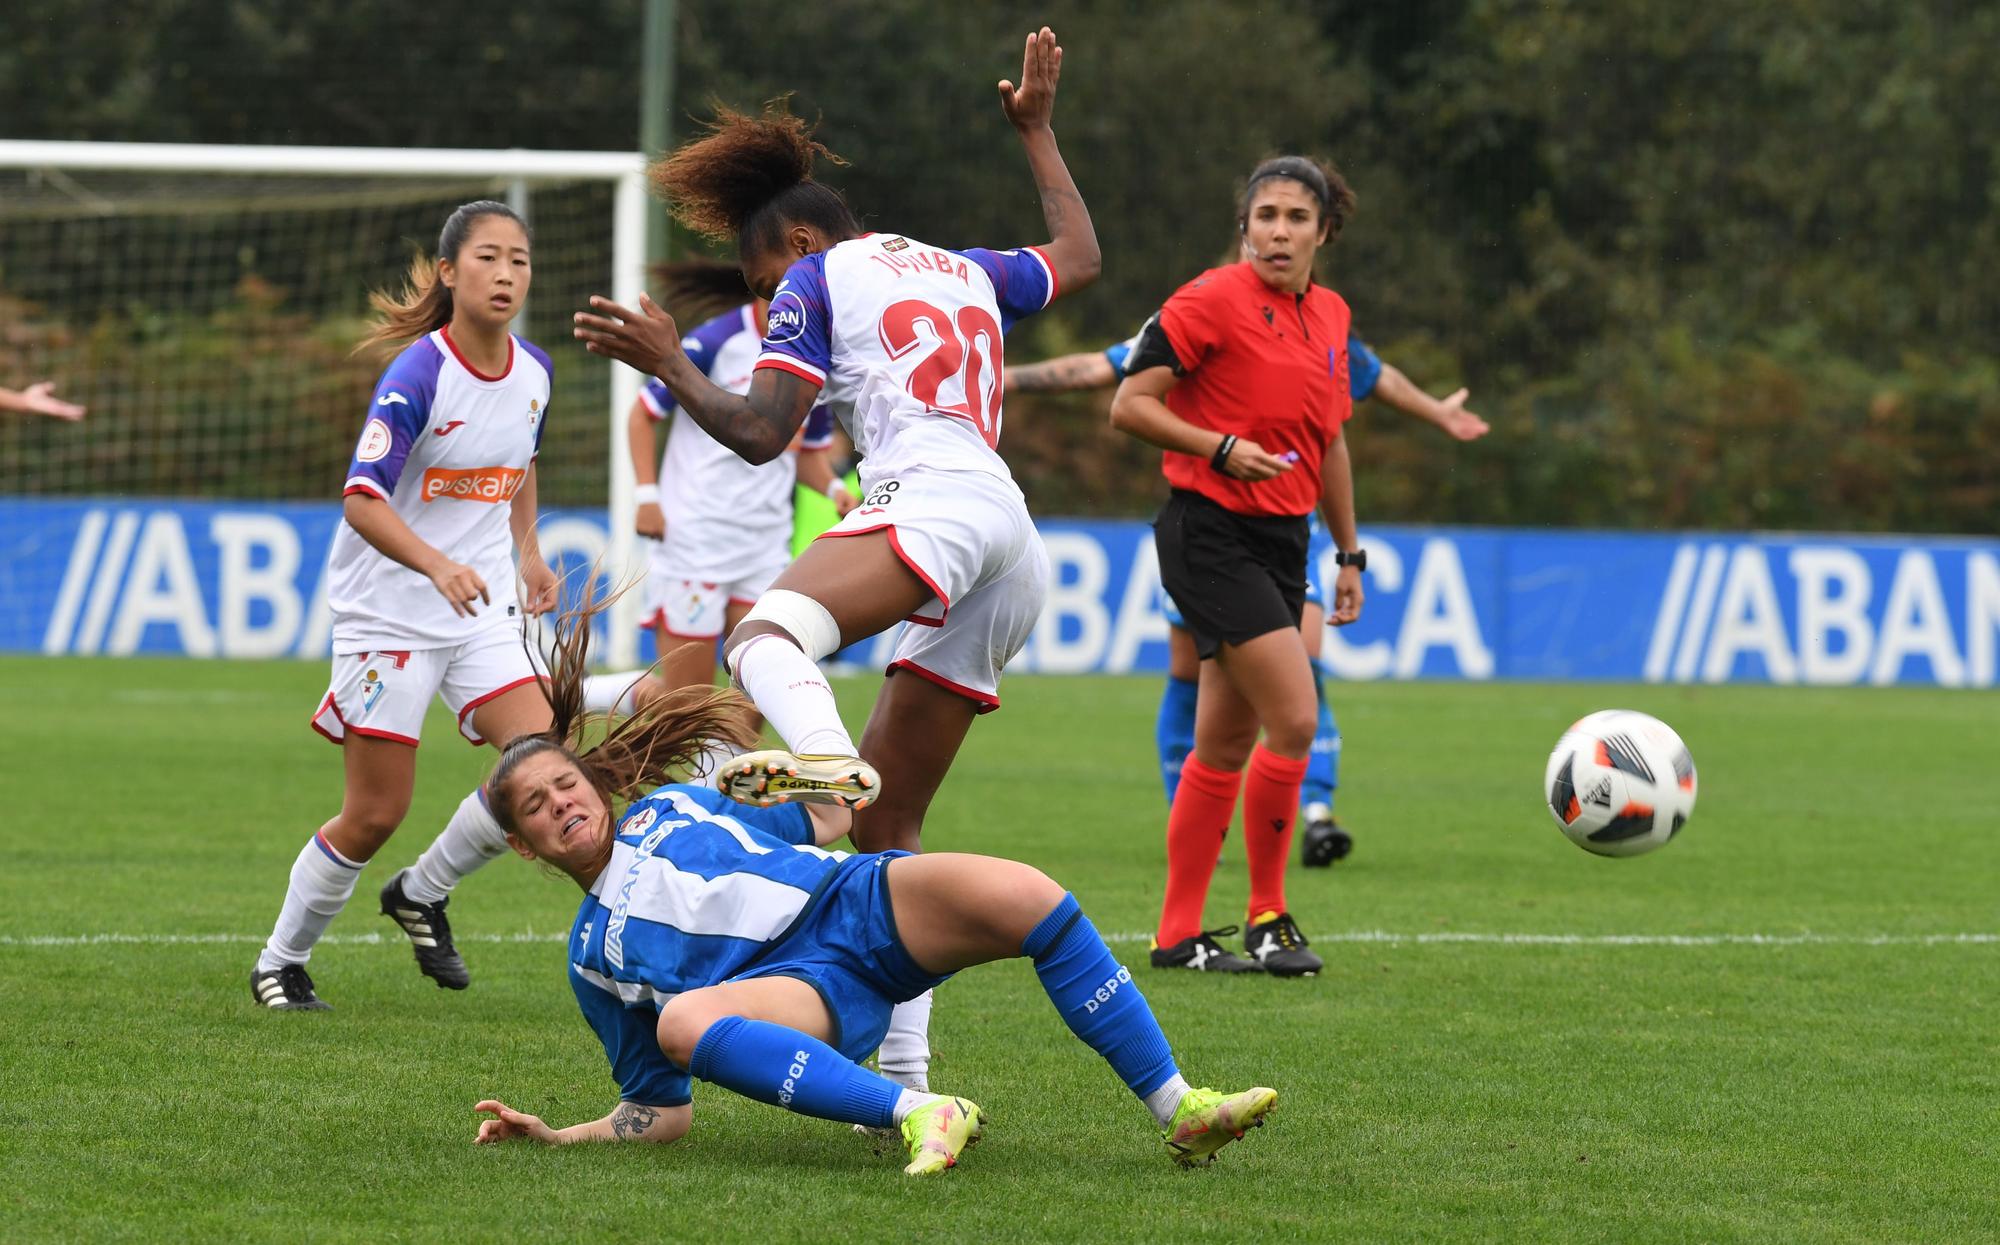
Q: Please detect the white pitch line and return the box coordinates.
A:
[0,931,1994,949]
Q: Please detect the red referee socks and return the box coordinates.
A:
[1156,754,1244,947]
[1243,744,1308,921]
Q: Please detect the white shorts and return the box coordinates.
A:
[311,623,547,747]
[818,467,1048,712]
[640,557,786,640]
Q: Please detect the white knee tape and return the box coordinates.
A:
[737,589,842,663]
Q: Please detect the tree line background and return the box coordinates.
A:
[3,0,1995,531]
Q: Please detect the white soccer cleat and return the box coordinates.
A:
[715,749,880,810]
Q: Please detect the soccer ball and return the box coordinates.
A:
[1543,710,1697,857]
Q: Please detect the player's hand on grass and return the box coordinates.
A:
[1219,436,1293,482]
[635,501,665,540]
[474,1100,558,1145]
[428,559,491,617]
[519,557,559,616]
[574,294,682,379]
[998,27,1062,132]
[1329,565,1364,626]
[1438,389,1489,441]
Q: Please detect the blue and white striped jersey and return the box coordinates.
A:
[567,784,828,1106]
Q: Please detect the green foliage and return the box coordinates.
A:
[4,658,1999,1241]
[3,1,1993,529]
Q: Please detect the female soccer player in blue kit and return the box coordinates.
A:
[465,603,1276,1176]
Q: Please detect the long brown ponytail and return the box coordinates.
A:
[485,584,757,858]
[355,199,531,356]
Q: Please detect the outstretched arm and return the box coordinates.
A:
[474,1098,690,1146]
[998,28,1100,296]
[574,294,815,465]
[0,381,85,421]
[1372,363,1488,441]
[1004,350,1117,394]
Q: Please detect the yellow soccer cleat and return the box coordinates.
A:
[1162,1086,1278,1167]
[899,1096,984,1176]
[715,749,880,810]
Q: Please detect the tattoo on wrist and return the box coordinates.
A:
[611,1102,659,1140]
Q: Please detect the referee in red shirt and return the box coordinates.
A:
[1111,155,1364,978]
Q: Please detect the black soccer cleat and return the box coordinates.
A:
[250,963,331,1010]
[1244,911,1324,978]
[379,869,470,990]
[1300,815,1354,867]
[1150,927,1265,973]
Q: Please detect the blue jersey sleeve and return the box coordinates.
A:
[520,338,554,454]
[646,310,744,419]
[800,405,837,451]
[654,783,817,846]
[1347,333,1383,402]
[570,965,692,1107]
[754,255,833,388]
[964,247,1057,330]
[640,377,674,420]
[1103,331,1143,379]
[344,339,441,500]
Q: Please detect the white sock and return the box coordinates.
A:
[890,1088,941,1126]
[582,671,643,716]
[257,833,365,971]
[402,788,509,904]
[1143,1074,1194,1127]
[879,990,935,1092]
[728,633,856,756]
[684,738,738,780]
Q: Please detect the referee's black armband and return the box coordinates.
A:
[1124,312,1187,376]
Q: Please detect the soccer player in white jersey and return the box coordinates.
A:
[466,600,1276,1175]
[574,28,1099,1093]
[579,261,852,769]
[249,201,558,1011]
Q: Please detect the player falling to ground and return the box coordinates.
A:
[579,259,854,777]
[250,201,558,1010]
[1008,327,1487,867]
[1110,156,1366,978]
[467,598,1276,1175]
[573,28,1099,1093]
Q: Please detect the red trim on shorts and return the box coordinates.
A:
[439,324,514,382]
[886,659,1001,714]
[638,607,665,631]
[814,523,949,627]
[310,691,419,747]
[727,595,759,607]
[455,674,549,746]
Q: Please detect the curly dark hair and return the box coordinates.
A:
[648,101,861,259]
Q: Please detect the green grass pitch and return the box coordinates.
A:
[2,656,1995,1243]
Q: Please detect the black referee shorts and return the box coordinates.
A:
[1153,488,1310,660]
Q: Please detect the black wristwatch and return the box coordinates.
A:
[1333,549,1367,571]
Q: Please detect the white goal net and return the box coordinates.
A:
[0,142,651,665]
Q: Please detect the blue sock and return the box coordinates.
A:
[1022,894,1179,1100]
[1156,676,1198,805]
[689,1015,900,1128]
[1300,667,1340,813]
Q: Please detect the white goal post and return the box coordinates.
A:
[0,140,653,667]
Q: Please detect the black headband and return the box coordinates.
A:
[1242,159,1331,213]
